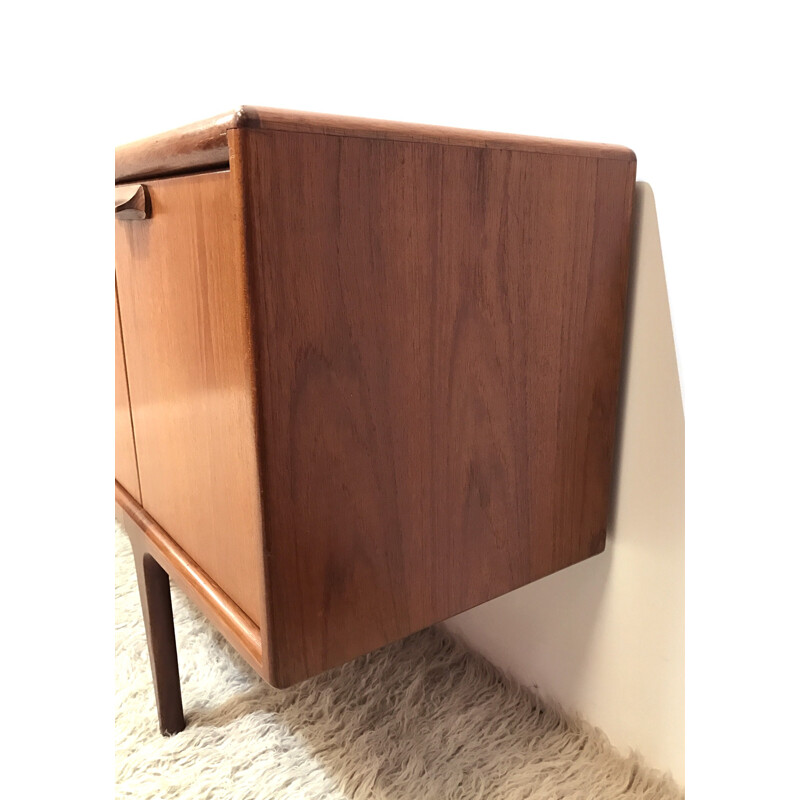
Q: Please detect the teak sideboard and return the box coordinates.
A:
[114,106,636,734]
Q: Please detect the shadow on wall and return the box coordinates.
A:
[445,182,685,785]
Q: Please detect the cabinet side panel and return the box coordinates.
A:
[238,129,635,685]
[115,281,141,501]
[115,170,265,629]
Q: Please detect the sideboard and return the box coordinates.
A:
[115,106,636,734]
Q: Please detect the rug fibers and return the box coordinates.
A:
[115,525,682,799]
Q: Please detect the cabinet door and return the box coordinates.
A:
[115,284,140,501]
[114,170,264,628]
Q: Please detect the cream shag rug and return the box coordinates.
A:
[115,525,682,800]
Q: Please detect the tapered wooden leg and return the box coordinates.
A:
[133,546,186,735]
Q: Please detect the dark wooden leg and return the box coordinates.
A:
[133,546,186,735]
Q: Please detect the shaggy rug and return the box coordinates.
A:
[115,525,682,799]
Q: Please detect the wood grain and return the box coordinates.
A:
[115,282,140,501]
[116,482,264,676]
[115,109,241,184]
[116,106,635,184]
[114,169,266,631]
[235,106,636,160]
[232,127,636,686]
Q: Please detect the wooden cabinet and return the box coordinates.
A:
[114,106,636,733]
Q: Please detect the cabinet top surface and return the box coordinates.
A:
[115,105,636,184]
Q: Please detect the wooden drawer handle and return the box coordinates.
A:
[115,184,150,220]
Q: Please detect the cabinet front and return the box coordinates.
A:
[114,170,264,629]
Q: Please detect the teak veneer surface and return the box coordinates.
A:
[115,107,636,693]
[231,126,636,685]
[115,106,635,183]
[115,169,265,630]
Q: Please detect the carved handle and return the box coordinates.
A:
[115,184,150,220]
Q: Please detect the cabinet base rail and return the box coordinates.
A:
[116,482,266,734]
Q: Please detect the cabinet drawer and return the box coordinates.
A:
[114,170,264,629]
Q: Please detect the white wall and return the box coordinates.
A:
[446,182,684,783]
